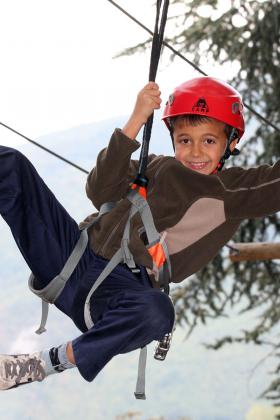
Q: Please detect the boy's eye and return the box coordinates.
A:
[205,138,216,144]
[179,138,190,144]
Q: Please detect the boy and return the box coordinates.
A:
[0,76,279,390]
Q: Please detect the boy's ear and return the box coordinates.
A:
[229,139,238,152]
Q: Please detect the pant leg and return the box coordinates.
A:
[72,266,175,382]
[0,146,89,315]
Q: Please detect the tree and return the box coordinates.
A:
[121,0,280,406]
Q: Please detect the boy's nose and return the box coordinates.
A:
[191,143,202,158]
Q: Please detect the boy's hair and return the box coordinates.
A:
[168,114,236,140]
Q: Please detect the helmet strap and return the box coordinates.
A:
[215,127,240,173]
[169,123,175,152]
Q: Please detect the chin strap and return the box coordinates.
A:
[213,128,240,173]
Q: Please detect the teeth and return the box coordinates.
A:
[190,162,208,168]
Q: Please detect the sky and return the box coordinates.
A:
[0,0,178,141]
[0,0,239,145]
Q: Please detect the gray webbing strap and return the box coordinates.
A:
[83,198,144,330]
[127,191,172,281]
[82,196,151,401]
[121,205,139,269]
[29,201,117,334]
[29,228,88,304]
[134,346,147,400]
[85,202,117,230]
[84,248,124,329]
[126,191,173,398]
[29,228,88,334]
[52,229,89,302]
[35,299,49,335]
[127,191,160,245]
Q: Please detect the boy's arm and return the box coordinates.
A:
[86,129,140,209]
[86,82,162,209]
[122,82,162,139]
[218,162,280,219]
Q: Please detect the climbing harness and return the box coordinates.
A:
[29,0,173,401]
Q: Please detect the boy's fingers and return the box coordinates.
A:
[145,96,162,109]
[153,98,162,107]
[142,95,162,107]
[152,95,162,104]
[142,89,161,99]
[148,89,161,97]
[145,81,159,90]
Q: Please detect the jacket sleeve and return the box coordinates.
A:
[152,158,280,228]
[218,162,280,219]
[86,128,157,209]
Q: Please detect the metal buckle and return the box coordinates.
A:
[124,263,141,274]
[131,267,141,274]
[154,333,172,361]
[134,391,146,400]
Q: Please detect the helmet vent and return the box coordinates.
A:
[168,94,175,105]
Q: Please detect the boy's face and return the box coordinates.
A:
[173,117,237,175]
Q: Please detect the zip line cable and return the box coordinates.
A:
[0,122,89,174]
[107,0,280,134]
[0,2,279,176]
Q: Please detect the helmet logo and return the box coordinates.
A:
[192,97,209,113]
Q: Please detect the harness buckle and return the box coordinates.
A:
[131,267,141,274]
[154,332,172,361]
[134,391,146,400]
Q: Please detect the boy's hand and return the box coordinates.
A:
[122,82,162,140]
[133,82,162,124]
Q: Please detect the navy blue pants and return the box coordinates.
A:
[0,146,174,381]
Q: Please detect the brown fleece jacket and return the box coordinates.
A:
[80,128,280,284]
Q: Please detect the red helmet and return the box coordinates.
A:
[162,76,245,139]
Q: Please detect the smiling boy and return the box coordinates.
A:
[1,77,280,393]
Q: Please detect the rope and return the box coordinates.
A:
[107,0,280,134]
[137,0,169,183]
[0,122,89,174]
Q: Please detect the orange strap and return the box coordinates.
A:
[148,243,166,269]
[131,184,147,200]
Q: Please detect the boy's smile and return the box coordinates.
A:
[173,117,237,175]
